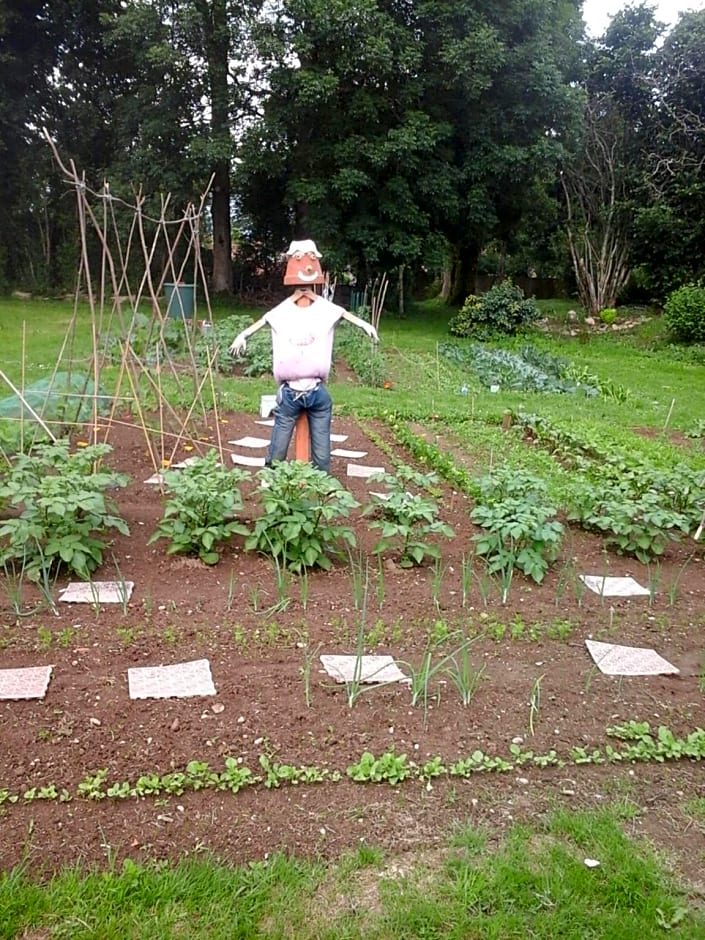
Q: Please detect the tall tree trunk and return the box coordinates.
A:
[198,0,232,294]
[449,241,480,306]
[210,161,232,293]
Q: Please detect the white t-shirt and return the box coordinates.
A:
[264,295,344,384]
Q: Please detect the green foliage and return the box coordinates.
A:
[197,315,272,376]
[448,282,541,337]
[663,282,705,343]
[347,750,411,786]
[470,469,564,583]
[148,451,249,564]
[362,466,454,567]
[599,307,618,324]
[567,485,690,563]
[440,342,603,395]
[103,312,187,364]
[0,441,129,581]
[334,315,387,386]
[246,461,359,572]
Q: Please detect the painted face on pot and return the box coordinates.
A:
[283,240,325,286]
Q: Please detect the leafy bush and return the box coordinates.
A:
[599,308,618,324]
[469,469,564,583]
[663,282,705,343]
[196,315,271,376]
[103,311,187,364]
[448,281,540,337]
[148,451,249,564]
[362,466,455,567]
[247,461,359,571]
[567,485,690,563]
[334,312,387,386]
[439,343,600,396]
[0,441,129,580]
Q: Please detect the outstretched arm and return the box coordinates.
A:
[341,309,379,343]
[229,315,268,356]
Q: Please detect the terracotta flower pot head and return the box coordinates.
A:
[284,239,325,286]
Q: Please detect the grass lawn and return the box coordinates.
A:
[0,293,704,938]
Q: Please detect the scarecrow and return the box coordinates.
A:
[229,240,378,472]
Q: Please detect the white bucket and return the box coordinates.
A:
[260,394,277,418]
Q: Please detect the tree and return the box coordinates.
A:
[237,0,583,301]
[416,0,584,303]
[561,4,665,312]
[631,9,705,295]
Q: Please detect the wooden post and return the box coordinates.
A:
[294,413,311,461]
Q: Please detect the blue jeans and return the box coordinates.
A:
[267,382,333,472]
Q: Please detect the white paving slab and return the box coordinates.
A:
[579,575,650,597]
[128,659,216,699]
[331,448,368,459]
[0,665,53,700]
[231,453,266,467]
[320,654,410,685]
[330,433,349,442]
[228,436,271,448]
[59,581,134,604]
[585,640,679,676]
[255,419,275,427]
[346,463,385,479]
[260,394,277,417]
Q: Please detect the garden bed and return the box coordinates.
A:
[1,413,704,878]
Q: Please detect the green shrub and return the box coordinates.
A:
[247,461,359,571]
[0,442,129,580]
[448,281,540,337]
[148,451,249,564]
[448,295,483,337]
[663,282,705,343]
[599,308,618,324]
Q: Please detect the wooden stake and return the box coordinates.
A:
[294,414,311,462]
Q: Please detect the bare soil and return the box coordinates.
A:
[1,412,705,885]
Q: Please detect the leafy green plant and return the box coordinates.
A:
[599,307,618,324]
[247,461,359,572]
[362,467,454,567]
[663,281,705,343]
[148,451,249,564]
[567,485,690,563]
[470,469,564,584]
[0,441,129,580]
[103,311,187,364]
[347,750,412,785]
[334,313,387,386]
[448,280,540,337]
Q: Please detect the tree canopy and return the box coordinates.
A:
[1,0,703,305]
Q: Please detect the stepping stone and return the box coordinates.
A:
[346,463,385,479]
[59,581,134,604]
[0,665,53,700]
[128,659,216,699]
[579,575,650,597]
[228,436,271,448]
[330,433,349,442]
[231,453,266,467]
[331,448,368,459]
[585,639,679,676]
[320,654,410,685]
[260,394,277,417]
[255,419,275,427]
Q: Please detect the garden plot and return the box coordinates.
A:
[0,413,703,876]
